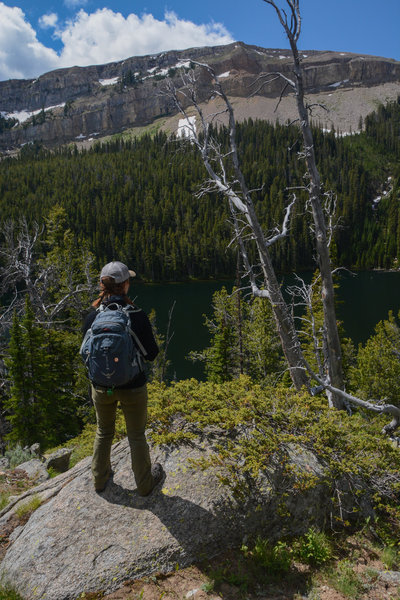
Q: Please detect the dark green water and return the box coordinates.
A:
[335,270,400,344]
[132,271,400,381]
[132,280,228,380]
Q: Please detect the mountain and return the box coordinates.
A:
[0,41,399,151]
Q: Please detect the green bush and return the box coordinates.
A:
[5,444,32,469]
[40,377,400,539]
[294,528,333,566]
[381,546,400,570]
[15,495,42,519]
[243,537,292,576]
[0,492,11,511]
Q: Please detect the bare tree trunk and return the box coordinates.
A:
[263,0,345,408]
[292,40,344,406]
[164,71,309,390]
[235,253,244,376]
[244,203,308,389]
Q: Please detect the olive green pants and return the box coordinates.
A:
[91,383,154,495]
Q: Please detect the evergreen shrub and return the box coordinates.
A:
[47,377,400,536]
[146,377,400,533]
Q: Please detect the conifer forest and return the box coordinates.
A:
[0,97,400,450]
[0,99,399,282]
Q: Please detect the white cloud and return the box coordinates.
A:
[56,9,234,68]
[0,4,234,81]
[38,13,58,29]
[0,2,59,80]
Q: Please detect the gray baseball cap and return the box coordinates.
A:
[100,261,136,283]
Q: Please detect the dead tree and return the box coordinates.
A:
[162,28,400,434]
[287,274,400,434]
[0,218,96,331]
[163,68,309,390]
[260,0,345,408]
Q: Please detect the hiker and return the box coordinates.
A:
[82,261,163,494]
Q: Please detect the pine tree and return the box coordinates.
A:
[349,311,400,407]
[190,287,284,384]
[4,297,82,448]
[4,297,52,447]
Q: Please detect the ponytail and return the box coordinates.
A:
[92,277,134,308]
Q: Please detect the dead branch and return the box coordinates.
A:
[0,218,97,332]
[303,357,400,435]
[266,195,296,246]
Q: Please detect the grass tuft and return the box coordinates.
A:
[0,583,24,600]
[15,495,42,519]
[327,559,364,599]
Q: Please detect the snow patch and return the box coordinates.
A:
[177,116,196,140]
[322,128,359,138]
[144,60,192,80]
[339,131,354,137]
[279,55,287,59]
[3,103,66,125]
[329,79,349,88]
[175,60,191,69]
[218,71,230,78]
[99,77,119,86]
[75,133,86,139]
[155,67,170,77]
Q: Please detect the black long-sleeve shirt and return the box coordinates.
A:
[82,295,159,389]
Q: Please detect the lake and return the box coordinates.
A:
[132,271,400,381]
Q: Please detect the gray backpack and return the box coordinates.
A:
[80,304,147,387]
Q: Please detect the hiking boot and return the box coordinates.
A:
[151,462,164,487]
[140,463,165,496]
[94,469,113,493]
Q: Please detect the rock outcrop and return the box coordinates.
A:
[0,432,370,600]
[14,459,49,484]
[0,42,399,150]
[45,448,73,473]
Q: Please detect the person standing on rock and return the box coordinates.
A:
[82,261,164,494]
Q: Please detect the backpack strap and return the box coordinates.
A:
[123,305,148,358]
[99,302,121,312]
[128,327,148,358]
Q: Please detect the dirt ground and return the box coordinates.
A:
[97,545,400,600]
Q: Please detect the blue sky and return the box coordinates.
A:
[1,0,399,81]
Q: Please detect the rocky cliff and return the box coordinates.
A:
[0,42,399,151]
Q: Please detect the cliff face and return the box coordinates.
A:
[0,42,399,150]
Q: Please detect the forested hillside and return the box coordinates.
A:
[0,98,399,281]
